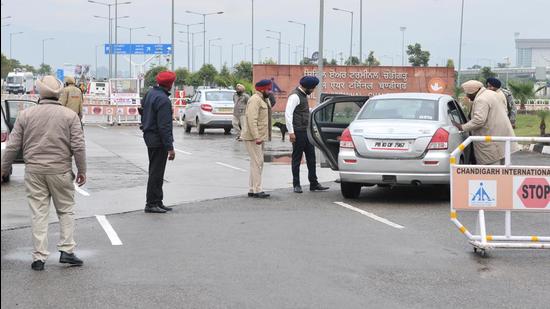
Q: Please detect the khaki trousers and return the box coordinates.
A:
[25,172,77,262]
[245,141,264,193]
[232,115,241,135]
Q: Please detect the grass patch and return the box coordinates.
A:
[514,113,540,137]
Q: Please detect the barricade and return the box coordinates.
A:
[171,98,186,126]
[83,96,115,125]
[449,136,550,256]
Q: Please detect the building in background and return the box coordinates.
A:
[516,39,550,68]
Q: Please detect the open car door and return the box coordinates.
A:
[308,95,368,170]
[3,99,37,163]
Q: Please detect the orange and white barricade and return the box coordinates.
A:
[82,95,114,125]
[450,136,550,256]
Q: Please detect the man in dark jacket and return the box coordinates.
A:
[141,71,177,213]
[285,76,329,193]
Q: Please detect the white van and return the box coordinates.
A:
[6,70,35,94]
[86,80,109,97]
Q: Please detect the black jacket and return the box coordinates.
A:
[140,86,174,150]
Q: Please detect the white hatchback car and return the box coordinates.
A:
[183,88,236,135]
[309,93,473,198]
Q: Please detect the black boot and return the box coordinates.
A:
[310,183,329,191]
[157,202,172,211]
[31,260,45,271]
[59,251,83,266]
[144,204,167,213]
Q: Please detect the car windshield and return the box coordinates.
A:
[7,76,23,84]
[358,99,439,121]
[205,91,234,101]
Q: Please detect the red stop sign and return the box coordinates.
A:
[516,178,550,209]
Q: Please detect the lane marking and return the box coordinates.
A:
[95,215,123,246]
[175,148,192,155]
[333,201,405,229]
[97,125,108,130]
[74,184,90,196]
[216,162,247,172]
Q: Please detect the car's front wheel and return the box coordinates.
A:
[341,181,361,199]
[183,117,191,133]
[196,118,205,135]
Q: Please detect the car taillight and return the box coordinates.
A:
[1,132,8,143]
[201,103,213,112]
[428,128,449,150]
[339,128,355,149]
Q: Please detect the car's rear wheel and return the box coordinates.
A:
[183,117,191,133]
[224,127,232,135]
[196,118,205,135]
[341,181,361,199]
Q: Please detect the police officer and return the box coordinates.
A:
[59,76,83,119]
[285,76,329,193]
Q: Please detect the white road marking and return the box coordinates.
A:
[97,125,108,129]
[334,201,405,229]
[74,184,90,196]
[175,148,192,155]
[95,215,123,246]
[216,162,247,172]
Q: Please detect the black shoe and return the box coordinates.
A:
[253,192,270,198]
[157,203,172,211]
[144,205,167,213]
[293,185,303,193]
[248,192,254,197]
[59,251,83,266]
[31,260,45,271]
[310,183,330,191]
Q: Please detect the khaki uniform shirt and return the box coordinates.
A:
[59,85,84,118]
[240,92,272,141]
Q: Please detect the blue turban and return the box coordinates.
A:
[255,79,272,91]
[299,76,320,89]
[486,77,501,89]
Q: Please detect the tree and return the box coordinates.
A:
[214,64,234,87]
[469,64,482,69]
[446,59,455,68]
[143,66,168,88]
[174,68,190,88]
[406,43,430,67]
[479,66,496,82]
[329,59,338,65]
[344,56,360,65]
[262,58,277,65]
[508,80,535,112]
[497,62,508,68]
[365,51,380,66]
[299,57,313,65]
[537,110,549,136]
[37,63,53,76]
[196,64,218,86]
[233,61,252,82]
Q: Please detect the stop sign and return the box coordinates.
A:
[516,178,550,209]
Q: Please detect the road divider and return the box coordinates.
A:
[333,201,405,229]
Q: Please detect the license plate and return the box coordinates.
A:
[216,107,233,113]
[370,140,409,151]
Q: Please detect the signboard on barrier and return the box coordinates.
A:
[452,165,550,211]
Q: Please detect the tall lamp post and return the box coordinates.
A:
[93,14,129,78]
[266,29,282,64]
[89,1,132,79]
[147,34,162,66]
[333,7,353,62]
[190,31,204,71]
[231,42,244,68]
[41,37,54,66]
[9,31,23,59]
[185,10,224,67]
[118,25,145,77]
[208,38,222,64]
[400,26,407,66]
[288,20,306,61]
[457,0,465,86]
[212,44,223,70]
[176,22,203,71]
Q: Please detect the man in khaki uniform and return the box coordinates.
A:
[232,84,250,140]
[240,79,272,198]
[1,75,87,271]
[59,76,84,119]
[452,80,516,165]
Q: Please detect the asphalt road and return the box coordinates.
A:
[1,126,549,308]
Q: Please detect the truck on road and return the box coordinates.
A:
[5,70,35,94]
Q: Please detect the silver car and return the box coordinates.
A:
[309,93,472,198]
[183,88,236,135]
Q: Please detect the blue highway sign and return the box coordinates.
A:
[104,44,172,55]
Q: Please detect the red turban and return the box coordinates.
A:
[156,71,177,88]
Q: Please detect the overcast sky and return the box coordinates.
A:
[1,0,549,73]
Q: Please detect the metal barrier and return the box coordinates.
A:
[449,136,550,255]
[83,96,115,125]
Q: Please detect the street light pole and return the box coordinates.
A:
[288,20,306,61]
[118,25,145,77]
[212,44,222,70]
[333,7,353,62]
[176,22,203,71]
[457,0,465,86]
[186,10,224,67]
[208,38,222,64]
[251,0,254,64]
[95,44,101,79]
[400,26,407,66]
[231,42,244,68]
[359,0,363,63]
[41,38,54,66]
[266,29,281,64]
[9,31,23,60]
[318,0,325,105]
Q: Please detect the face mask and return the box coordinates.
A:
[236,91,243,95]
[304,89,313,95]
[263,92,270,99]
